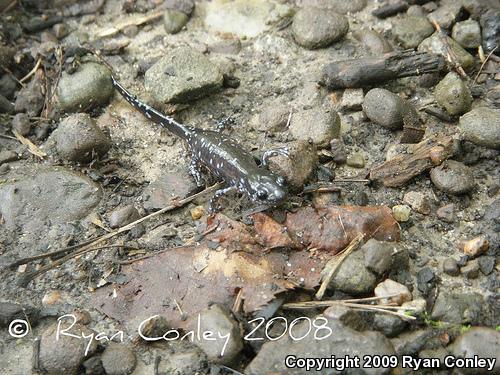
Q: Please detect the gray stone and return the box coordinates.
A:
[452,19,481,49]
[373,314,407,337]
[393,16,434,49]
[431,291,484,324]
[246,318,396,374]
[458,107,500,150]
[289,108,340,147]
[435,72,472,116]
[352,29,393,54]
[461,259,480,279]
[0,93,14,113]
[430,160,475,195]
[436,203,455,223]
[11,113,31,136]
[186,304,243,364]
[0,167,101,232]
[108,205,140,229]
[51,113,111,162]
[391,328,445,356]
[478,256,495,275]
[363,88,405,130]
[39,322,98,375]
[442,258,460,276]
[0,74,17,99]
[418,32,474,69]
[144,46,223,104]
[0,150,18,165]
[14,77,44,116]
[427,3,462,30]
[323,305,370,331]
[163,9,189,34]
[165,0,194,15]
[101,344,136,375]
[363,239,394,275]
[403,191,431,215]
[330,138,347,164]
[407,4,425,17]
[346,152,365,168]
[57,63,113,112]
[257,101,290,132]
[374,279,412,305]
[292,8,349,49]
[297,0,366,14]
[341,88,364,111]
[480,9,500,55]
[158,347,207,375]
[451,327,500,374]
[329,248,378,294]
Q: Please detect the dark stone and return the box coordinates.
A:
[442,258,460,276]
[478,256,495,275]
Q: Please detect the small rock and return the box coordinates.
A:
[11,113,31,136]
[51,113,111,162]
[298,0,367,14]
[14,77,44,116]
[0,74,17,99]
[340,88,364,111]
[442,258,460,276]
[461,236,489,258]
[436,203,455,223]
[478,256,495,275]
[144,46,223,104]
[108,205,140,229]
[122,25,138,37]
[346,152,365,168]
[431,291,485,324]
[430,160,474,195]
[289,108,340,148]
[393,16,434,49]
[0,94,14,114]
[403,191,431,215]
[39,322,98,375]
[190,206,204,220]
[427,3,462,29]
[373,313,407,337]
[363,239,393,275]
[291,8,349,50]
[417,266,435,294]
[57,63,113,112]
[418,32,474,69]
[53,23,69,39]
[42,290,67,306]
[435,72,472,116]
[330,138,347,164]
[407,4,425,17]
[0,301,39,327]
[165,0,195,15]
[461,259,480,279]
[163,9,189,34]
[452,19,481,49]
[186,304,243,364]
[208,38,242,55]
[400,298,426,317]
[458,107,500,150]
[82,356,105,375]
[392,205,411,222]
[480,9,500,55]
[330,247,378,294]
[451,327,500,374]
[256,102,290,133]
[363,88,405,130]
[323,305,369,331]
[374,279,412,305]
[0,150,18,165]
[100,344,136,375]
[267,140,318,191]
[352,29,393,54]
[158,347,207,375]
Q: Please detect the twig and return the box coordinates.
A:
[1,0,17,14]
[17,183,223,287]
[429,18,467,78]
[20,58,42,83]
[473,45,498,84]
[12,129,46,158]
[0,133,18,141]
[220,366,245,375]
[1,65,25,87]
[96,11,163,38]
[315,233,364,300]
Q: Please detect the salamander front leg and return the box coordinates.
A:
[261,147,289,167]
[189,158,205,188]
[208,185,236,213]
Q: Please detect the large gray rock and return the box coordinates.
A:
[289,108,340,147]
[393,16,434,49]
[430,160,475,195]
[100,344,136,375]
[431,291,484,324]
[458,107,500,150]
[57,63,113,112]
[144,46,223,103]
[452,19,481,49]
[363,88,405,130]
[329,247,378,294]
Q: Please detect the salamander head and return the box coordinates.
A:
[248,173,287,206]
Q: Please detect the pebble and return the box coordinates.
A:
[289,108,340,148]
[323,305,369,331]
[53,23,69,39]
[14,77,44,116]
[461,259,480,279]
[452,19,481,49]
[267,140,318,191]
[461,236,489,258]
[51,113,111,163]
[297,0,367,14]
[442,258,460,276]
[427,3,462,29]
[100,344,136,375]
[122,25,138,37]
[82,357,105,375]
[480,9,500,55]
[163,9,189,34]
[362,88,405,130]
[363,239,394,275]
[11,113,31,136]
[157,347,207,375]
[39,322,98,375]
[144,46,223,103]
[434,72,472,116]
[208,38,241,55]
[340,88,364,111]
[430,160,474,195]
[0,74,17,99]
[0,94,14,113]
[330,248,378,294]
[406,4,424,17]
[374,279,412,305]
[291,8,349,50]
[458,107,500,150]
[108,205,140,229]
[165,0,195,15]
[0,150,18,165]
[373,314,407,338]
[186,304,243,364]
[418,32,474,69]
[256,101,290,133]
[416,266,435,294]
[403,191,431,215]
[451,327,500,374]
[352,29,393,54]
[0,301,39,327]
[392,16,434,49]
[346,152,365,168]
[330,138,347,164]
[57,63,113,112]
[478,256,495,276]
[436,203,455,223]
[392,205,411,222]
[190,205,204,220]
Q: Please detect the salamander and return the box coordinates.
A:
[111,76,288,210]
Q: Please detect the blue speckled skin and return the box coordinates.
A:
[111,77,287,206]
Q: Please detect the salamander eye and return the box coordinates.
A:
[276,176,286,186]
[256,190,268,200]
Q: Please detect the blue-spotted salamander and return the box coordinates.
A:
[111,76,288,210]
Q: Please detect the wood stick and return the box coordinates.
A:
[320,50,445,89]
[372,1,408,19]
